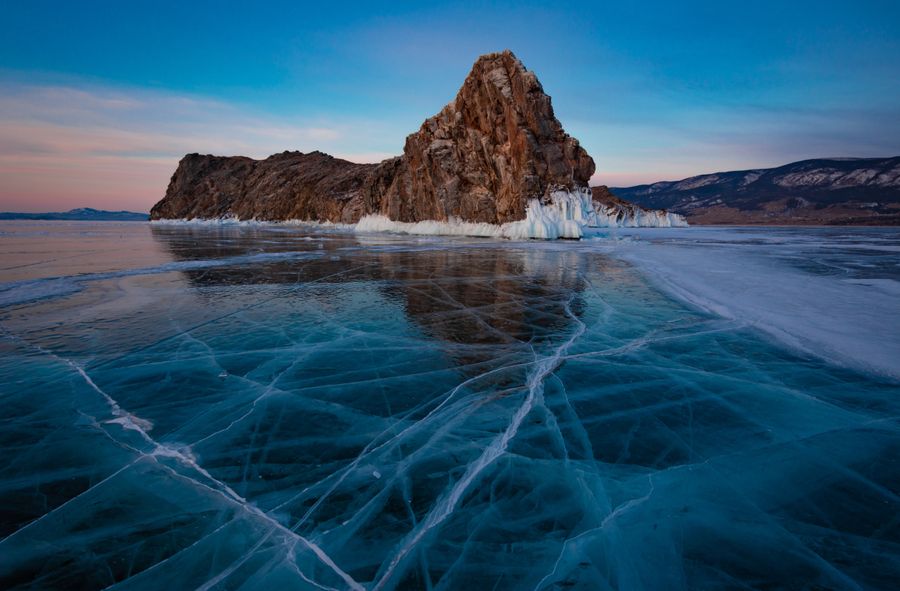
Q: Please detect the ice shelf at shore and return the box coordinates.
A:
[152,189,687,239]
[593,204,689,229]
[356,189,687,239]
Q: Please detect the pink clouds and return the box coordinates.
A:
[0,82,397,212]
[591,171,658,188]
[9,79,848,211]
[1,152,174,212]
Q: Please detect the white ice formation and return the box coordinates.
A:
[356,188,687,240]
[151,188,687,240]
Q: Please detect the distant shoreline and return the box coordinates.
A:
[3,219,895,230]
[0,208,148,222]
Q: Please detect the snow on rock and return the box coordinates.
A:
[674,174,720,191]
[774,169,845,187]
[740,171,764,186]
[873,164,900,186]
[833,168,881,186]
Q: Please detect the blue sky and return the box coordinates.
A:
[1,0,898,211]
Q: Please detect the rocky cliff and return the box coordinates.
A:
[151,50,673,236]
[151,50,595,228]
[612,157,900,225]
[365,50,594,225]
[150,151,377,224]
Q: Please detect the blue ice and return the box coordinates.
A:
[0,221,898,590]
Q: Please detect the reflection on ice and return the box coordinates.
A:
[0,222,898,590]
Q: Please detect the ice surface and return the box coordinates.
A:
[592,226,900,379]
[0,221,898,590]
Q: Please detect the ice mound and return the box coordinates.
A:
[354,214,505,238]
[356,187,687,240]
[354,191,592,240]
[150,190,687,240]
[501,189,596,239]
[595,205,689,228]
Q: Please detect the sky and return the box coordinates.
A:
[1,0,898,212]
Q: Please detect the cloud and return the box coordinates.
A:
[0,81,397,212]
[3,68,898,210]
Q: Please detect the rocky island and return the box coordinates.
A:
[151,50,684,238]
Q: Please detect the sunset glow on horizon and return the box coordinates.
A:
[2,0,898,212]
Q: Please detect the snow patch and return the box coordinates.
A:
[874,165,900,187]
[501,189,598,239]
[674,175,719,191]
[740,171,763,186]
[774,169,844,188]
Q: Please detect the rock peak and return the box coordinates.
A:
[366,51,595,224]
[453,49,534,106]
[467,49,524,71]
[152,50,597,228]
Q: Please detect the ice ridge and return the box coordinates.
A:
[357,188,688,240]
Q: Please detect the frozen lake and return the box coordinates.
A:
[0,221,898,590]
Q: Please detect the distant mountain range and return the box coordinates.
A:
[611,157,900,225]
[0,208,148,221]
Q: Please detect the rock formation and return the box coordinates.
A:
[151,50,679,236]
[365,50,594,225]
[150,151,376,224]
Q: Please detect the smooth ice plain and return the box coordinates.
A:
[0,221,898,590]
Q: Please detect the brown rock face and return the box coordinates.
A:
[150,151,376,223]
[150,50,595,224]
[366,50,595,224]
